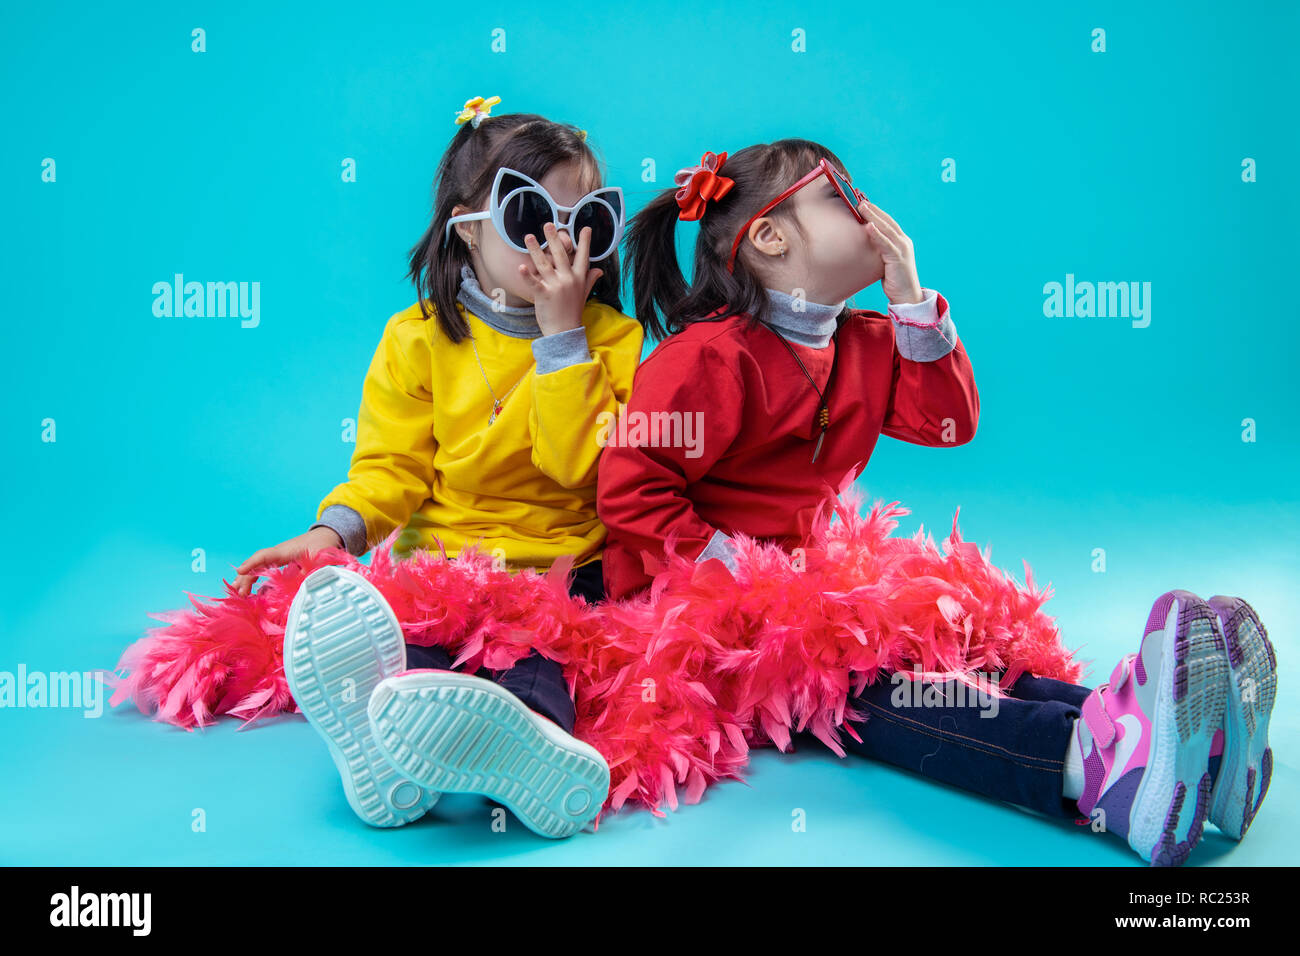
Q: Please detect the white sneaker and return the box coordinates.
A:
[283,565,440,827]
[367,669,609,839]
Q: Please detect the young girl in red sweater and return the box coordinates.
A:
[597,140,1275,865]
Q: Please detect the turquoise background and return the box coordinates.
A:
[2,0,1295,864]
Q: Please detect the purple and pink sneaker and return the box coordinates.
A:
[1205,595,1276,840]
[1074,590,1229,866]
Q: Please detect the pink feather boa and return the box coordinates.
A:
[105,488,1086,822]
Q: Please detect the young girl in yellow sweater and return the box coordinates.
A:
[232,97,642,838]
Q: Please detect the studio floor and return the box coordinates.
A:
[2,494,1294,866]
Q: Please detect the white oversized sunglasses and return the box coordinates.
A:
[443,166,625,261]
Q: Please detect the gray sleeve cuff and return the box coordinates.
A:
[310,504,368,557]
[531,326,592,374]
[889,288,958,362]
[695,527,739,572]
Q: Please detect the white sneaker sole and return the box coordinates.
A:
[283,565,440,827]
[1126,590,1228,865]
[1208,596,1276,840]
[367,670,610,839]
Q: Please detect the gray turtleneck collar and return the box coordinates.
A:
[762,287,847,348]
[455,263,542,338]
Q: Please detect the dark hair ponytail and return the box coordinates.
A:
[625,138,854,344]
[624,188,689,343]
[405,113,623,344]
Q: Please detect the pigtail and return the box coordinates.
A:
[624,188,690,343]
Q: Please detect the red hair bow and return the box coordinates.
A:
[674,151,735,221]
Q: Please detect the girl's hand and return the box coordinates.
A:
[859,199,924,306]
[232,526,345,597]
[520,222,603,336]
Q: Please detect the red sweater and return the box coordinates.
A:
[596,292,979,601]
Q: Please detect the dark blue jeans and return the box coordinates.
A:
[402,558,605,735]
[801,670,1092,820]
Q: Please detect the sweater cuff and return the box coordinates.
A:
[531,326,592,374]
[888,288,957,362]
[311,504,368,557]
[695,528,739,572]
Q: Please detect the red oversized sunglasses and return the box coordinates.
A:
[726,157,868,273]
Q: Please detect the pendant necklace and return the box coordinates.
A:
[764,322,842,463]
[470,334,527,425]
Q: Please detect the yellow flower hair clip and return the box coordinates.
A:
[577,128,588,142]
[455,95,501,129]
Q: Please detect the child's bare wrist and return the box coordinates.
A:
[311,526,345,550]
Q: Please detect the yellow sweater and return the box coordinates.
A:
[316,298,643,569]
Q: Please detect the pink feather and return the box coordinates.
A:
[102,486,1087,821]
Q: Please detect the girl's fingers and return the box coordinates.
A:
[866,202,911,248]
[546,222,572,272]
[866,221,901,258]
[864,204,904,245]
[865,200,903,232]
[573,224,592,274]
[523,232,554,275]
[518,261,542,289]
[233,563,259,594]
